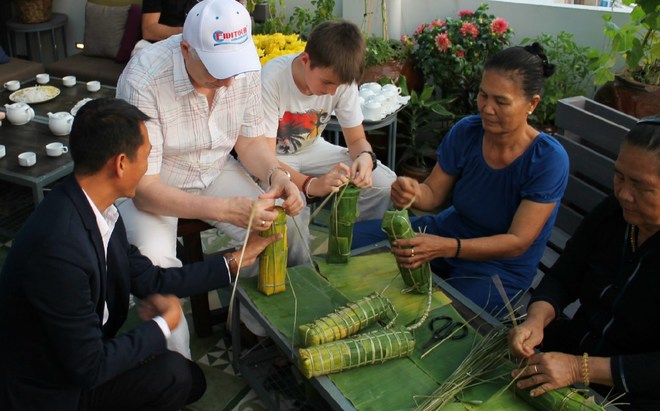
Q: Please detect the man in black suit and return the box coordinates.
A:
[0,98,279,411]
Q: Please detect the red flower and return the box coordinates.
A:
[491,18,509,35]
[435,33,451,52]
[415,23,426,36]
[460,22,479,38]
[456,49,465,58]
[458,9,473,17]
[429,19,445,28]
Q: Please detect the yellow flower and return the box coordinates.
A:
[253,33,306,66]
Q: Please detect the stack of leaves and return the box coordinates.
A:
[327,184,360,264]
[298,326,415,379]
[298,292,396,347]
[258,206,288,295]
[381,209,432,294]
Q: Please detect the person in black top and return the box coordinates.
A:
[509,116,660,410]
[141,0,246,42]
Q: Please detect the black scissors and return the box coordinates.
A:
[421,315,468,349]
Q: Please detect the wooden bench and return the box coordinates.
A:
[528,97,638,313]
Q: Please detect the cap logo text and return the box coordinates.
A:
[212,27,249,46]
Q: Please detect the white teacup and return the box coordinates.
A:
[5,102,35,125]
[62,76,77,87]
[86,81,101,92]
[362,101,382,120]
[4,80,20,91]
[18,152,36,167]
[46,142,69,157]
[47,111,74,136]
[359,82,382,93]
[367,94,386,105]
[380,88,400,111]
[358,89,375,102]
[0,144,5,159]
[36,73,50,85]
[381,84,402,95]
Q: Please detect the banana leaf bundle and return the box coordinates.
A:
[327,184,360,264]
[381,209,431,294]
[258,206,287,296]
[513,386,607,411]
[298,326,415,379]
[298,292,396,347]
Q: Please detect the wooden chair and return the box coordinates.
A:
[176,218,229,338]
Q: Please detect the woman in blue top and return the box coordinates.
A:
[353,44,569,315]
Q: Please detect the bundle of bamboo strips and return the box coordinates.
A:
[327,184,360,264]
[415,327,510,410]
[258,206,287,295]
[381,209,431,293]
[298,326,415,378]
[298,292,396,347]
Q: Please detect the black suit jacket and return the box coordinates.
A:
[0,176,230,410]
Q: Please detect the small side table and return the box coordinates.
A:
[6,13,68,63]
[324,109,401,169]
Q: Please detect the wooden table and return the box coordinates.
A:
[0,77,116,123]
[0,77,115,237]
[0,120,72,205]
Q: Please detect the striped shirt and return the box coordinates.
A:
[116,34,265,192]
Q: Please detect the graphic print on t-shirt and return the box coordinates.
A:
[276,110,331,154]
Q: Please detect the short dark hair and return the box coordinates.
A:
[623,116,660,157]
[484,43,556,99]
[69,98,150,176]
[304,19,365,84]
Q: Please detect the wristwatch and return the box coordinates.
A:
[359,150,378,170]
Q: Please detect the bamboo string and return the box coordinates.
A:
[226,200,258,332]
[491,274,518,327]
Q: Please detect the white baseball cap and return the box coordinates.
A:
[183,0,260,79]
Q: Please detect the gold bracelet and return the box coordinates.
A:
[582,352,590,387]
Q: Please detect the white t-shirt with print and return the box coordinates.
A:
[261,53,363,155]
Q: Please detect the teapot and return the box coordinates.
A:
[47,111,74,136]
[5,103,35,126]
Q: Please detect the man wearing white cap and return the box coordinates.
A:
[116,0,309,358]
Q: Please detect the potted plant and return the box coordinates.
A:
[287,0,335,39]
[396,77,454,182]
[247,0,288,33]
[588,0,659,117]
[252,32,306,65]
[360,36,406,84]
[519,32,591,133]
[409,4,513,115]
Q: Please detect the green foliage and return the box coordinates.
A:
[397,77,454,169]
[520,32,591,128]
[288,0,336,39]
[364,36,406,67]
[587,0,659,86]
[410,4,513,115]
[249,0,290,34]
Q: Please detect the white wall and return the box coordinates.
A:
[53,0,86,57]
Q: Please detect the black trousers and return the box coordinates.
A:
[81,351,206,411]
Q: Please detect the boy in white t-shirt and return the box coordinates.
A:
[261,20,396,220]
